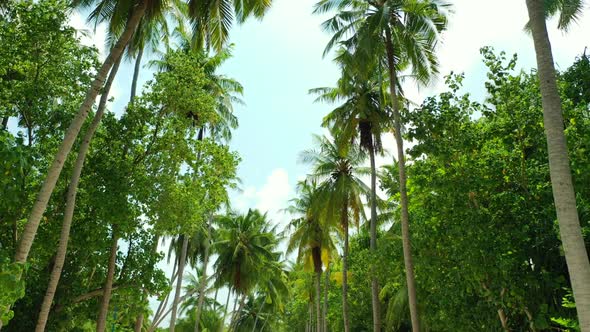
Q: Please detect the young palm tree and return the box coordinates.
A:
[314,1,448,329]
[525,0,590,329]
[300,135,368,332]
[311,47,391,330]
[247,259,289,332]
[213,210,279,328]
[286,180,337,332]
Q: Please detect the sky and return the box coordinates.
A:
[67,0,590,325]
[69,0,590,230]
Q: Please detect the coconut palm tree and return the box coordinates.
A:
[246,259,289,332]
[300,135,368,332]
[311,47,391,330]
[13,0,273,287]
[525,0,590,329]
[34,3,182,327]
[314,1,448,329]
[286,180,337,332]
[213,209,279,329]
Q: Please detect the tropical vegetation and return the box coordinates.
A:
[1,0,589,331]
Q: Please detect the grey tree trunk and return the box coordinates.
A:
[385,27,420,332]
[341,201,350,332]
[130,46,144,104]
[368,144,381,332]
[96,230,120,332]
[169,235,189,332]
[13,0,147,269]
[525,1,590,330]
[34,53,123,332]
[194,218,212,332]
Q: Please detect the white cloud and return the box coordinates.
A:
[233,168,293,229]
[68,11,108,60]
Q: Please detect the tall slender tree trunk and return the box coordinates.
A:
[169,235,189,332]
[12,0,147,269]
[96,229,120,332]
[34,54,123,332]
[315,270,322,332]
[497,308,509,331]
[260,316,269,332]
[130,45,144,104]
[150,252,178,330]
[230,295,245,331]
[312,246,322,332]
[251,299,265,332]
[307,300,313,332]
[1,116,8,130]
[194,218,212,332]
[220,290,231,332]
[525,1,590,330]
[384,27,420,332]
[134,313,144,332]
[368,144,381,332]
[323,265,329,332]
[341,201,350,332]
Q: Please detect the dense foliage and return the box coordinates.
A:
[1,0,589,331]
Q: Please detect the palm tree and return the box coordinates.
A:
[314,1,448,329]
[286,180,337,332]
[525,0,590,329]
[34,3,182,327]
[288,181,337,331]
[300,135,368,332]
[13,0,149,271]
[311,47,391,330]
[33,51,124,332]
[213,209,279,329]
[13,0,273,284]
[247,259,289,332]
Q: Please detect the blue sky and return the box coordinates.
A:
[68,0,590,324]
[70,0,590,227]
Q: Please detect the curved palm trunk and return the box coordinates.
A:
[341,201,350,332]
[130,45,144,104]
[194,219,212,332]
[526,1,590,329]
[13,1,147,270]
[96,229,120,332]
[368,145,381,332]
[169,235,189,332]
[323,265,329,332]
[34,54,123,332]
[384,27,420,332]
